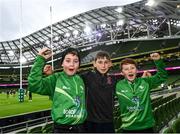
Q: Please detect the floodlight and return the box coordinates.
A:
[8,51,14,56]
[117,20,124,26]
[100,24,106,28]
[84,26,91,35]
[73,30,79,36]
[115,7,123,13]
[54,36,59,41]
[145,0,156,7]
[45,40,50,45]
[65,32,70,38]
[96,32,102,37]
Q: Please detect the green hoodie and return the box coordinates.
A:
[28,56,87,125]
[116,59,168,130]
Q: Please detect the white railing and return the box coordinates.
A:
[0,116,52,133]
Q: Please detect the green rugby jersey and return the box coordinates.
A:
[116,59,168,130]
[28,56,87,125]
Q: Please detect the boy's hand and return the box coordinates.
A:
[150,53,160,61]
[142,71,152,78]
[38,47,52,59]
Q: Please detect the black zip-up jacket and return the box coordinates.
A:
[81,69,119,123]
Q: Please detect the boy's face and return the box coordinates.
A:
[93,57,111,74]
[62,53,79,76]
[121,63,137,82]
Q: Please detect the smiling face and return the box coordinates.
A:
[93,57,111,74]
[61,53,80,76]
[121,63,137,82]
[120,58,138,82]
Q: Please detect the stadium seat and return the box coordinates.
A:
[28,126,43,133]
[16,130,28,134]
[162,126,174,133]
[153,107,162,132]
[153,104,168,132]
[172,117,180,133]
[41,123,53,133]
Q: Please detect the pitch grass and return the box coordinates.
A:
[0,93,52,118]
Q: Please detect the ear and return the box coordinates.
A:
[120,72,124,76]
[93,61,96,68]
[61,63,64,67]
[108,61,112,67]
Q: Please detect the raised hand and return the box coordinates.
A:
[150,53,161,61]
[142,70,152,78]
[38,47,52,60]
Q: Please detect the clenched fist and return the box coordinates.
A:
[150,53,161,61]
[142,71,152,78]
[38,47,52,59]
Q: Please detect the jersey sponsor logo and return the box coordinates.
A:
[127,96,144,112]
[63,109,77,117]
[132,96,139,103]
[62,85,70,90]
[127,106,143,112]
[121,90,128,93]
[139,85,145,92]
[74,96,81,107]
[80,85,84,90]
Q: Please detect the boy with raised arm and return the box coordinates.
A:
[116,53,168,133]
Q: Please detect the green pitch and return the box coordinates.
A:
[0,93,52,118]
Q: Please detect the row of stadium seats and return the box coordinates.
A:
[152,93,177,109]
[16,122,53,133]
[163,116,180,133]
[153,97,180,132]
[113,104,122,133]
[16,94,180,133]
[151,96,163,104]
[113,93,180,133]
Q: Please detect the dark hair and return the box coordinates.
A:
[60,47,81,65]
[120,58,137,71]
[94,51,111,61]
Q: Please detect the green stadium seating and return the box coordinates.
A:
[172,117,180,133]
[151,96,163,104]
[153,104,168,132]
[28,126,43,133]
[41,123,53,133]
[162,126,174,133]
[16,130,28,134]
[152,94,177,110]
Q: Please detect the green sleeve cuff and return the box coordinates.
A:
[36,55,45,62]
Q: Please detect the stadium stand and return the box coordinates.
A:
[0,0,180,133]
[15,122,53,134]
[0,110,51,133]
[112,89,180,133]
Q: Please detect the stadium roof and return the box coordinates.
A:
[0,0,180,67]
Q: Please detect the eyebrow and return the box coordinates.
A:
[64,57,79,60]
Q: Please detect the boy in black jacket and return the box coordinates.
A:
[81,51,118,133]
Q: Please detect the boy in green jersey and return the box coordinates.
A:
[28,47,87,133]
[116,53,168,133]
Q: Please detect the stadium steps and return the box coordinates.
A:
[41,122,53,133]
[113,90,180,133]
[162,116,180,133]
[28,126,43,133]
[15,121,53,134]
[152,93,177,109]
[154,96,180,132]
